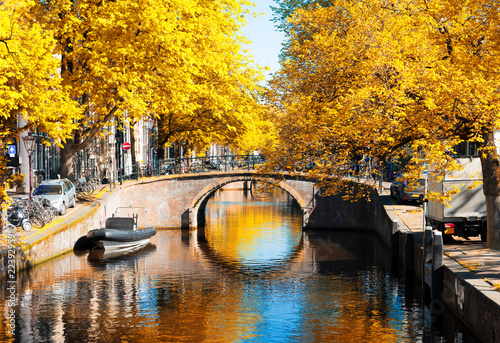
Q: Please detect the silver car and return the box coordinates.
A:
[34,179,76,215]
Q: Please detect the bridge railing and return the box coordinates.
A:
[116,154,266,181]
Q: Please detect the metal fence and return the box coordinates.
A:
[115,154,266,183]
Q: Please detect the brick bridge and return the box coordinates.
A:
[110,171,390,239]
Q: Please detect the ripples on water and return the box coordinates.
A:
[0,183,480,342]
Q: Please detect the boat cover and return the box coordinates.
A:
[106,217,135,230]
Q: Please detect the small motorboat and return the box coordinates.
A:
[76,207,156,251]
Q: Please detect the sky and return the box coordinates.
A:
[240,0,285,81]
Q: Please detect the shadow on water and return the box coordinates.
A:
[304,229,392,274]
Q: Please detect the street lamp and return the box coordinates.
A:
[22,131,36,199]
[146,118,155,174]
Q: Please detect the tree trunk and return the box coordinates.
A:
[479,130,500,248]
[59,123,106,181]
[59,142,77,181]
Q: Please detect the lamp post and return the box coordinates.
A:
[22,131,36,199]
[146,118,154,175]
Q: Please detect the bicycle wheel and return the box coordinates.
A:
[44,206,56,222]
[39,208,51,223]
[29,214,45,228]
[2,223,16,234]
[83,184,94,196]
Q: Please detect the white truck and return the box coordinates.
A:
[426,156,487,242]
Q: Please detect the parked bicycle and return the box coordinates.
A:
[8,196,59,230]
[87,176,101,193]
[75,176,93,197]
[75,172,101,196]
[1,209,17,234]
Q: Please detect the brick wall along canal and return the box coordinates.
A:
[0,183,480,342]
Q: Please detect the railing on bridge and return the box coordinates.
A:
[115,154,266,183]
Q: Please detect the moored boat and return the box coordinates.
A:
[75,208,156,251]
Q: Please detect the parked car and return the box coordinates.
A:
[390,179,424,205]
[399,179,425,204]
[34,179,76,215]
[389,180,404,200]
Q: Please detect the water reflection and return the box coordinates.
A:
[201,182,303,274]
[0,184,481,342]
[86,243,157,263]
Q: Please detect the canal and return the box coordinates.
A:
[0,183,480,342]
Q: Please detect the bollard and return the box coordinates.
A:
[404,231,414,273]
[431,231,444,299]
[422,226,433,289]
[391,219,399,258]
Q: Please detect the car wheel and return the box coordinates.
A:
[71,196,76,208]
[60,203,67,216]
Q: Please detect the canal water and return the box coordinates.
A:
[0,183,480,342]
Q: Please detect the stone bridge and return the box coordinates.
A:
[109,171,391,242]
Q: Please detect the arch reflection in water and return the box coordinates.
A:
[202,182,303,274]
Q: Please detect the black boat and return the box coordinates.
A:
[75,207,156,251]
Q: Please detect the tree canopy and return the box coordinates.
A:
[31,0,264,177]
[152,0,264,156]
[266,0,500,247]
[0,0,81,210]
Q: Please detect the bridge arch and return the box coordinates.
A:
[188,176,309,230]
[115,171,316,230]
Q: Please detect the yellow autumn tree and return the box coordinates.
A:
[267,0,500,247]
[237,104,280,155]
[32,0,264,176]
[149,1,265,158]
[0,0,81,213]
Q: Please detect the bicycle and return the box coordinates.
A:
[75,178,93,197]
[188,161,204,173]
[1,210,17,234]
[13,199,46,229]
[88,176,100,194]
[37,196,58,223]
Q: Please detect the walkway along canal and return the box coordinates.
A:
[0,174,498,341]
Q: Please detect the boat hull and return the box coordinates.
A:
[87,227,157,251]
